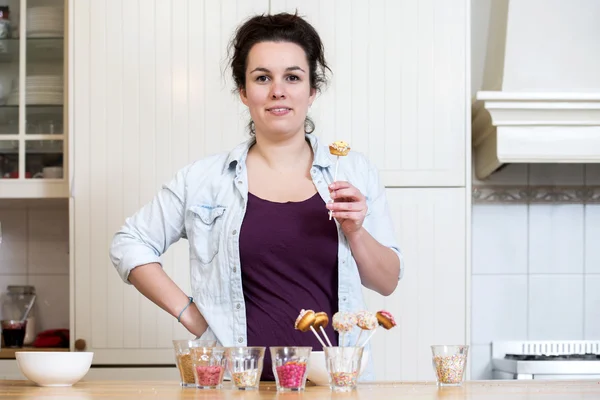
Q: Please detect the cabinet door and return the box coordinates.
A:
[362,188,467,380]
[71,0,268,364]
[270,0,468,187]
[0,0,68,199]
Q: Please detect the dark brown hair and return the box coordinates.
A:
[227,12,332,134]
[229,12,331,92]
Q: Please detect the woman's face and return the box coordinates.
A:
[240,41,316,139]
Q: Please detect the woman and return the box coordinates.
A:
[109,12,402,381]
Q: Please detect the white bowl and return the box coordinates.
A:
[307,350,369,386]
[16,351,94,387]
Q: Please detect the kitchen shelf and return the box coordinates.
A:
[0,106,64,135]
[0,105,63,113]
[0,38,65,63]
[0,140,63,154]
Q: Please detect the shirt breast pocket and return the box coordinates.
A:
[188,205,226,265]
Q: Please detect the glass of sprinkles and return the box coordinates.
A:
[323,346,364,392]
[270,346,311,392]
[225,346,265,390]
[190,346,227,389]
[431,345,469,386]
[173,339,217,387]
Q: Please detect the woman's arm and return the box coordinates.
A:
[326,155,403,296]
[110,167,207,334]
[128,263,208,337]
[344,227,400,296]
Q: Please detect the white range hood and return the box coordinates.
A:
[471,0,600,179]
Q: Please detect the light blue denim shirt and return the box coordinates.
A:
[109,133,403,380]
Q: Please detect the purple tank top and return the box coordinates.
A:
[239,192,339,381]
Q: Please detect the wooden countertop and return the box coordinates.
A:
[0,380,599,399]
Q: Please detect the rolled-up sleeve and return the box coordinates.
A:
[363,159,404,280]
[109,168,188,283]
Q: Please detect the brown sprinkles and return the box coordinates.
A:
[176,353,195,385]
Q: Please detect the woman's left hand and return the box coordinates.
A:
[327,181,367,236]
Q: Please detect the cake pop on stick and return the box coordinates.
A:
[314,312,333,347]
[361,310,397,348]
[295,309,327,348]
[328,141,351,220]
[353,310,377,347]
[332,311,357,347]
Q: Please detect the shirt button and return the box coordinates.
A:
[237,180,243,184]
[236,303,241,310]
[238,337,243,343]
[311,168,316,174]
[342,296,347,302]
[342,260,346,264]
[318,180,322,184]
[232,230,237,235]
[233,267,237,273]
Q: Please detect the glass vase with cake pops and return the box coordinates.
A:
[294,308,397,391]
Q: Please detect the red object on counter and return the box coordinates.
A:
[32,329,69,348]
[6,171,32,179]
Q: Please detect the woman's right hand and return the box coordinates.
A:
[128,263,208,336]
[179,303,208,338]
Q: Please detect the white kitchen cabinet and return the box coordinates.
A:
[363,188,467,381]
[270,0,469,187]
[70,0,470,378]
[71,0,269,365]
[0,0,68,198]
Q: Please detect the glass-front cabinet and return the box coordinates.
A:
[0,0,67,198]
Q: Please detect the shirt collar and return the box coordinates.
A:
[224,133,333,172]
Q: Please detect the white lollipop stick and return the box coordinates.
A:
[329,156,339,220]
[360,328,378,348]
[354,330,364,347]
[310,326,327,348]
[320,326,333,347]
[333,155,339,181]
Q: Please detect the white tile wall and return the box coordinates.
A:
[585,276,600,339]
[471,275,528,343]
[470,344,493,380]
[0,200,69,336]
[472,205,528,274]
[528,205,584,274]
[471,163,600,379]
[0,210,27,275]
[529,275,584,340]
[586,205,600,274]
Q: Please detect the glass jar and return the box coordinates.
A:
[1,285,37,346]
[0,6,11,39]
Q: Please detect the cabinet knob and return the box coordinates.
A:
[74,339,86,351]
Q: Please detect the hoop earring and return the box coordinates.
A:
[304,118,315,134]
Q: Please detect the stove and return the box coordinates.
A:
[492,341,600,380]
